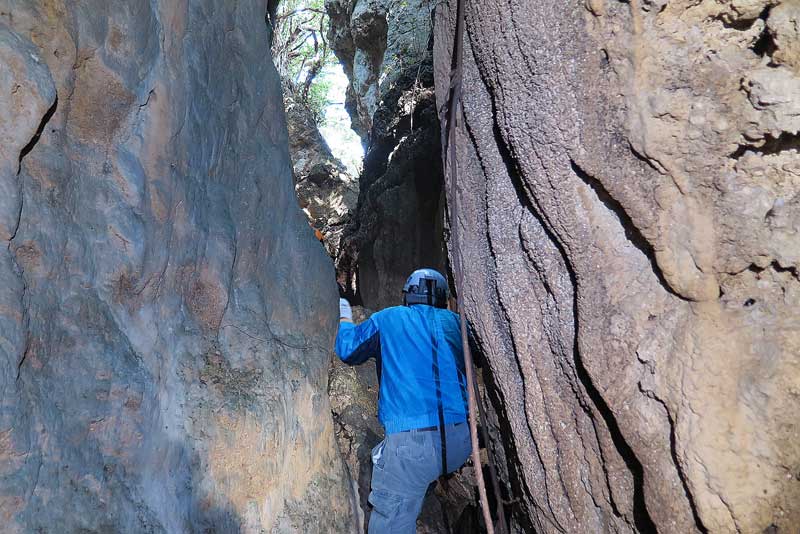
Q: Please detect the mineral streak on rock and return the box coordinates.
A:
[434,0,800,532]
[0,2,356,532]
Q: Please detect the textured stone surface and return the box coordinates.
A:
[285,89,358,263]
[434,0,800,532]
[326,0,443,305]
[325,0,446,309]
[326,0,434,140]
[0,2,356,532]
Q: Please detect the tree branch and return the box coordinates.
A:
[275,7,326,21]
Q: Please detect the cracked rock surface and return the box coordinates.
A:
[0,2,356,532]
[434,0,800,532]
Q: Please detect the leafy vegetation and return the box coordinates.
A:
[270,0,337,124]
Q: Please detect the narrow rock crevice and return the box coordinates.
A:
[486,256,567,531]
[8,95,56,386]
[17,96,58,175]
[748,260,800,283]
[639,385,709,534]
[571,301,657,533]
[479,358,541,533]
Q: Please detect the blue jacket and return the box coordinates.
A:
[335,305,468,434]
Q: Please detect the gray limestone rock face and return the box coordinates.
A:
[0,2,356,532]
[326,0,446,312]
[325,0,435,140]
[284,89,358,265]
[434,0,800,532]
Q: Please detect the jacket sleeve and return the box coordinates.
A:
[335,315,381,365]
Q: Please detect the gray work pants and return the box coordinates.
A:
[368,423,471,534]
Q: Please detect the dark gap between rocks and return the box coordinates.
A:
[730,131,800,159]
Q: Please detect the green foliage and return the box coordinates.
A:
[271,0,336,125]
[305,76,333,124]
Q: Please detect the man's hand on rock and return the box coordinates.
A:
[339,298,353,323]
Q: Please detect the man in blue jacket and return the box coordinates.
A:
[336,268,471,533]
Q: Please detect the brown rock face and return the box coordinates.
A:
[434,0,799,532]
[0,2,356,532]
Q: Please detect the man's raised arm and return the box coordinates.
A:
[335,298,380,365]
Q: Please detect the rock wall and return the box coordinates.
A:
[326,0,434,141]
[284,88,358,264]
[434,0,799,532]
[327,0,447,308]
[0,2,356,532]
[338,60,447,308]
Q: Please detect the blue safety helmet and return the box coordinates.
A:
[402,268,449,308]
